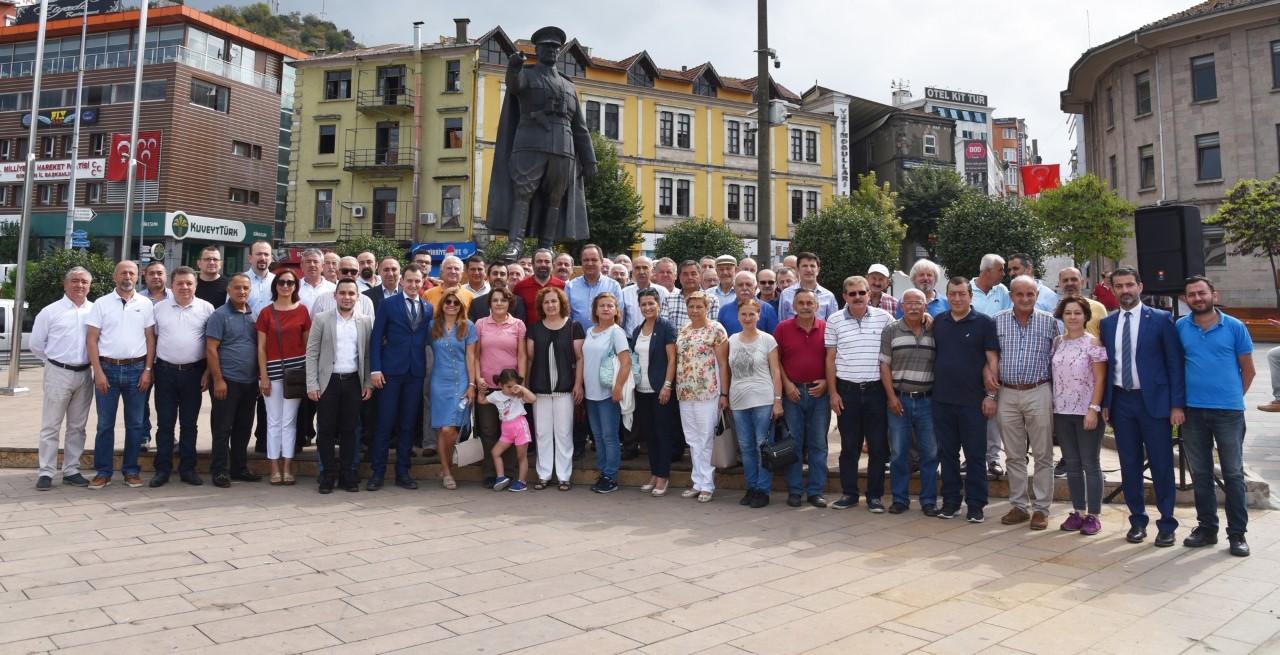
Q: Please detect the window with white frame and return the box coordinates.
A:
[314,189,332,229]
[677,113,691,148]
[657,174,693,217]
[585,99,621,140]
[86,181,103,204]
[789,187,820,223]
[790,129,802,160]
[658,109,692,149]
[726,120,741,155]
[1002,127,1016,140]
[744,126,756,156]
[1003,147,1016,163]
[923,133,937,157]
[1005,167,1018,188]
[805,130,818,162]
[726,182,758,222]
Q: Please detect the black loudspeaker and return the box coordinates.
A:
[1134,204,1205,294]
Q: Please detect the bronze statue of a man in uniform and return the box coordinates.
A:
[485,26,597,261]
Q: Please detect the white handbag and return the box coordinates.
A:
[452,437,483,467]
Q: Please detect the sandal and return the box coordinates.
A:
[698,491,713,503]
[558,481,571,491]
[270,472,282,486]
[681,488,699,499]
[533,480,550,491]
[282,472,295,486]
[442,474,457,490]
[652,484,668,497]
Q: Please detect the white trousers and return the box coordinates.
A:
[681,399,719,492]
[38,365,93,477]
[265,380,300,460]
[534,394,574,482]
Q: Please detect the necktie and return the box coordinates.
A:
[1121,312,1133,391]
[409,299,419,327]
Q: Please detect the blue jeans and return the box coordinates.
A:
[93,362,148,478]
[783,389,830,496]
[932,401,988,510]
[888,394,937,506]
[732,405,775,493]
[586,399,621,480]
[1181,407,1248,536]
[152,362,205,476]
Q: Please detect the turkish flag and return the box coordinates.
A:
[1021,164,1060,195]
[106,131,162,182]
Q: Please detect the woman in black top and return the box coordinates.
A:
[630,288,678,496]
[525,286,584,491]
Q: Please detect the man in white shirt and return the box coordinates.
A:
[298,248,335,310]
[708,254,738,309]
[321,251,341,285]
[85,260,157,490]
[463,254,491,297]
[620,255,667,334]
[311,257,375,318]
[30,266,95,490]
[245,240,276,316]
[149,266,216,487]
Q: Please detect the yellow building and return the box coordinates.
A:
[285,22,479,248]
[472,28,836,259]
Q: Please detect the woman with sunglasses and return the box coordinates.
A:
[473,287,528,489]
[526,286,584,491]
[630,287,677,496]
[430,288,477,489]
[254,268,311,485]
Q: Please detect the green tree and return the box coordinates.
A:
[654,217,744,266]
[579,132,644,257]
[898,164,970,259]
[791,183,906,297]
[23,248,116,315]
[1029,174,1135,265]
[0,220,20,263]
[334,234,403,263]
[935,194,1049,280]
[1206,174,1280,308]
[206,4,361,53]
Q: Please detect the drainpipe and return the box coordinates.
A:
[412,21,424,242]
[1134,33,1166,204]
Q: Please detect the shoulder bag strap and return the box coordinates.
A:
[271,306,289,370]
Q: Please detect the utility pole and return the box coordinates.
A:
[1,0,50,396]
[120,0,148,260]
[64,0,88,250]
[755,0,772,269]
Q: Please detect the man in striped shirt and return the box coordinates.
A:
[825,275,894,512]
[994,275,1062,530]
[879,289,938,516]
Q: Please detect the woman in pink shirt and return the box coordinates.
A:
[473,288,528,489]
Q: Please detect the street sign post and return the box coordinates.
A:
[71,238,90,248]
[71,207,95,221]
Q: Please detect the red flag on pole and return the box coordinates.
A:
[106,132,162,182]
[1021,164,1060,195]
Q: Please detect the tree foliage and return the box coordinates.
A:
[579,132,644,257]
[898,164,970,258]
[333,234,403,264]
[935,194,1049,280]
[23,248,117,315]
[654,217,744,266]
[1206,174,1280,308]
[790,174,905,297]
[1029,174,1135,265]
[0,220,20,263]
[205,3,361,53]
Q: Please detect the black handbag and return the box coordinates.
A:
[271,307,306,400]
[760,418,799,472]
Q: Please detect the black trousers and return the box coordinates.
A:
[317,374,362,484]
[210,379,257,476]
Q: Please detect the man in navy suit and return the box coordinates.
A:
[1100,267,1185,547]
[368,264,431,490]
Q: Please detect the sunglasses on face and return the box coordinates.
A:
[758,280,775,285]
[340,268,359,275]
[845,290,868,297]
[276,280,296,287]
[443,299,461,307]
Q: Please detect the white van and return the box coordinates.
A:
[0,299,32,352]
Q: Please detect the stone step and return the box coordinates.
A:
[2,445,1271,507]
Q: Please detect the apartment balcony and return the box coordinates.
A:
[356,87,414,113]
[343,147,416,172]
[0,44,280,93]
[340,200,416,242]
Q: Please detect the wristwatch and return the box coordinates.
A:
[985,393,997,401]
[1088,404,1102,412]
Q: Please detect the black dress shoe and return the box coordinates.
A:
[1228,534,1250,557]
[1183,527,1218,548]
[231,472,262,482]
[254,441,266,453]
[342,480,360,492]
[1154,530,1175,547]
[395,477,418,490]
[787,494,802,507]
[318,477,335,494]
[212,473,231,488]
[1126,525,1147,543]
[739,490,757,506]
[808,495,828,508]
[366,477,384,491]
[180,471,203,486]
[750,492,770,509]
[148,473,169,488]
[621,448,640,461]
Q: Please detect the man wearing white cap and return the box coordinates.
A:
[866,264,899,316]
[709,254,739,309]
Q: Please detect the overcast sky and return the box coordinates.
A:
[189,0,1192,174]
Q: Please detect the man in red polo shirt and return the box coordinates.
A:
[773,287,829,509]
[512,248,565,325]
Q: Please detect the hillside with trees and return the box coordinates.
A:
[204,2,361,53]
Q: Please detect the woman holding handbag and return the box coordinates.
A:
[473,288,528,489]
[630,288,678,497]
[725,298,784,508]
[581,292,631,494]
[675,291,729,503]
[431,288,478,490]
[526,286,584,491]
[254,268,311,486]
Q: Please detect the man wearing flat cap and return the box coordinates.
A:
[486,26,597,261]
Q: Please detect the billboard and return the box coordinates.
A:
[963,140,986,173]
[15,0,124,25]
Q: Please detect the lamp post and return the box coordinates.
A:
[755,0,773,269]
[135,159,147,261]
[119,0,148,260]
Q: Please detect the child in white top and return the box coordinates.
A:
[480,368,536,491]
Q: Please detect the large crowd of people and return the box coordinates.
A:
[28,243,1257,557]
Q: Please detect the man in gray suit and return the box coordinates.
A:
[306,278,373,494]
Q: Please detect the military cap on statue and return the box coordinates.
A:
[531,26,567,47]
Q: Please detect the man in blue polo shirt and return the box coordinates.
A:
[565,244,622,327]
[1177,275,1255,557]
[719,271,778,336]
[931,277,999,523]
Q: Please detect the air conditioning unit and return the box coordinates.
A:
[350,205,365,218]
[419,212,436,225]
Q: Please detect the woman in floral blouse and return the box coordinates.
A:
[675,291,729,502]
[1050,296,1108,535]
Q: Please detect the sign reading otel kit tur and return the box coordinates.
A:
[166,211,247,244]
[924,87,988,107]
